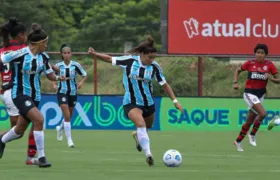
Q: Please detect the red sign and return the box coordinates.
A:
[168,0,280,55]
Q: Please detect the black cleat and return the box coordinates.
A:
[0,134,6,159]
[38,157,51,168]
[132,131,142,152]
[146,156,154,166]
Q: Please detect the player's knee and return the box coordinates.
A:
[146,123,153,129]
[259,111,266,119]
[33,118,44,129]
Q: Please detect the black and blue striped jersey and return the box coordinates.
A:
[55,60,87,95]
[112,55,166,106]
[1,47,53,101]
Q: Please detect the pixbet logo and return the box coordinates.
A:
[183,18,279,38]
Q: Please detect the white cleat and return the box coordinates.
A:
[248,134,257,147]
[234,141,244,152]
[68,139,75,148]
[56,126,63,141]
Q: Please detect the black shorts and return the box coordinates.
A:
[12,95,39,116]
[57,93,77,107]
[123,103,155,119]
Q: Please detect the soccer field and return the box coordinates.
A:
[0,130,280,180]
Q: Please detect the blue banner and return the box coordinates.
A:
[40,94,161,130]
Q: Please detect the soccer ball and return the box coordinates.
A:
[163,149,182,167]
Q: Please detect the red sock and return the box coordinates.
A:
[250,120,261,136]
[27,131,37,158]
[236,124,250,142]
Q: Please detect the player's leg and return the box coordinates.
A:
[248,102,266,146]
[15,96,51,167]
[26,123,38,165]
[56,93,66,141]
[0,115,29,158]
[125,105,153,166]
[234,93,257,151]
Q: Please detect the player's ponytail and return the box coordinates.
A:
[127,36,157,54]
[0,18,26,47]
[28,23,48,44]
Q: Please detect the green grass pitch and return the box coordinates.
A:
[0,130,280,180]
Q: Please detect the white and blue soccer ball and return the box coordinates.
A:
[163,149,182,167]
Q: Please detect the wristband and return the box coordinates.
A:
[56,76,60,81]
[172,99,178,104]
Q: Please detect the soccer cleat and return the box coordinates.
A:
[268,115,278,131]
[67,139,75,148]
[0,134,6,158]
[38,157,51,168]
[26,157,39,165]
[132,131,142,152]
[248,134,257,147]
[56,126,63,141]
[234,141,244,152]
[146,156,154,166]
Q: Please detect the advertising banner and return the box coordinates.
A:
[40,94,161,130]
[160,97,280,131]
[168,0,280,55]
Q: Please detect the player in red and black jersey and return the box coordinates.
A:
[233,44,278,151]
[0,18,38,164]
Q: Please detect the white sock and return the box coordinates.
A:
[1,126,21,143]
[64,122,72,141]
[275,119,280,125]
[33,131,45,159]
[137,127,151,157]
[58,119,64,131]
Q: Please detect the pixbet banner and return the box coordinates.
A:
[168,0,280,55]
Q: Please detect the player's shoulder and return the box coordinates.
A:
[264,59,274,65]
[151,61,161,68]
[56,61,64,67]
[8,47,28,58]
[71,61,81,66]
[41,52,49,59]
[117,55,138,61]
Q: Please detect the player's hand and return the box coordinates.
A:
[53,84,58,90]
[233,83,239,90]
[77,82,83,89]
[59,76,66,81]
[265,73,273,80]
[88,47,96,55]
[174,102,184,114]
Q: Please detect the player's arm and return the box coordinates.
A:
[0,48,27,63]
[88,47,112,63]
[75,63,87,89]
[267,63,279,84]
[51,65,60,73]
[268,73,280,84]
[153,63,184,113]
[233,61,248,90]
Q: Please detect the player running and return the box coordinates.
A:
[233,44,278,151]
[88,36,184,166]
[0,23,65,167]
[0,18,38,165]
[54,44,87,148]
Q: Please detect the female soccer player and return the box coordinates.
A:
[0,23,65,168]
[233,44,278,151]
[88,36,184,166]
[54,44,87,148]
[0,18,38,165]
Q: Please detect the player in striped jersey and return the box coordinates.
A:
[0,23,65,168]
[88,36,184,166]
[54,44,87,148]
[0,18,38,165]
